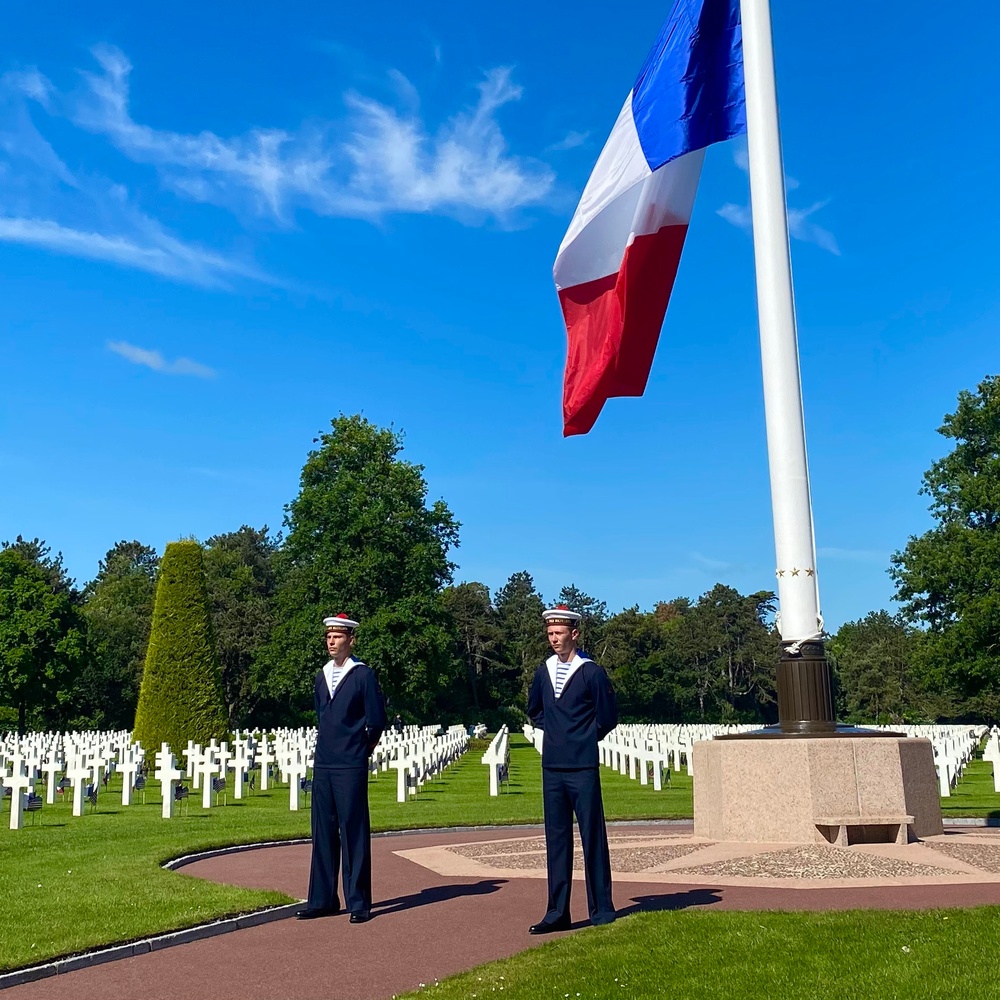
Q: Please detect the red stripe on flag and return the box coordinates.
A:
[558,223,689,436]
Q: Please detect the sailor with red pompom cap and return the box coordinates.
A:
[526,604,618,934]
[298,613,386,924]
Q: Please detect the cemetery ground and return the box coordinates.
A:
[0,736,693,972]
[4,737,1000,998]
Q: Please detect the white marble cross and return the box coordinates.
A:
[154,745,184,819]
[42,754,63,805]
[983,734,1000,792]
[185,743,203,789]
[286,756,307,811]
[197,753,220,809]
[119,748,140,807]
[257,737,274,791]
[67,756,93,817]
[5,764,33,830]
[231,741,252,800]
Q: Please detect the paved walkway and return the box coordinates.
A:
[9,825,1000,1000]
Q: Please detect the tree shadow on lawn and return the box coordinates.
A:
[375,879,509,916]
[618,888,724,916]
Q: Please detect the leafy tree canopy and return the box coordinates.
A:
[891,376,1000,718]
[257,415,461,722]
[0,545,85,734]
[76,540,159,729]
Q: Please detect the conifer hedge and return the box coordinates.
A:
[132,540,228,750]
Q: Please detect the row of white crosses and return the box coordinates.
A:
[865,724,988,796]
[1,722,478,824]
[983,729,1000,793]
[522,721,755,789]
[596,724,758,789]
[481,726,509,796]
[1,729,141,828]
[381,725,469,803]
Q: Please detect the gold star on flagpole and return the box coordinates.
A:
[805,568,814,577]
[791,568,800,576]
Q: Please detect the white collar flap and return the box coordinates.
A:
[323,656,360,697]
[545,652,590,698]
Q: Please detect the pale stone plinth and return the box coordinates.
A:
[693,736,943,844]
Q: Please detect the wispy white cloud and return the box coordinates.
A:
[107,340,216,377]
[546,130,590,153]
[787,200,840,255]
[718,141,839,255]
[0,44,556,286]
[716,201,751,231]
[73,47,554,224]
[0,215,262,286]
[0,68,264,287]
[2,68,54,108]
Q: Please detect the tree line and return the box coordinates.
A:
[4,380,1000,735]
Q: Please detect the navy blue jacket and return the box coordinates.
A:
[527,656,618,769]
[313,660,387,769]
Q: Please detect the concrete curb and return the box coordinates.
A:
[0,903,301,991]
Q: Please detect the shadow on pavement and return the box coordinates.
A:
[376,879,509,915]
[618,887,724,915]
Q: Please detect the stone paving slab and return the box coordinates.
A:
[7,825,1000,1000]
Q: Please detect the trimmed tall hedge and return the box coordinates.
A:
[132,541,228,751]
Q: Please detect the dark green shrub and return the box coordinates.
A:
[132,541,227,751]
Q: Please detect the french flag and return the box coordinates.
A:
[554,0,747,436]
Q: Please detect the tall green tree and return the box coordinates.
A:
[556,584,608,658]
[442,582,510,713]
[891,376,1000,718]
[671,584,779,722]
[828,610,929,723]
[203,525,279,728]
[257,415,461,722]
[494,571,549,697]
[76,541,158,729]
[0,546,85,734]
[133,540,228,750]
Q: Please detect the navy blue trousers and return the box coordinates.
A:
[307,766,372,914]
[541,767,615,925]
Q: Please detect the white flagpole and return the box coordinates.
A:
[740,0,823,648]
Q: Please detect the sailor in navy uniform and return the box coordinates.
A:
[298,614,387,923]
[526,605,618,933]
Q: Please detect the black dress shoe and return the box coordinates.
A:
[528,919,571,935]
[296,906,339,920]
[349,911,371,924]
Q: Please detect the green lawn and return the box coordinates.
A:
[0,736,690,971]
[939,758,1000,818]
[1,734,998,975]
[398,907,1000,1000]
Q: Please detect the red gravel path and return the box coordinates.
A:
[8,825,1000,1000]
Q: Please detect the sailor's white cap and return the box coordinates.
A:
[542,605,582,626]
[323,613,359,632]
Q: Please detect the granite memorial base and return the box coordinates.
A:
[693,736,943,845]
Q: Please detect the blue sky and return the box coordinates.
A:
[1,0,995,631]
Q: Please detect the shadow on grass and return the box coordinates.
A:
[376,879,509,915]
[618,887,724,915]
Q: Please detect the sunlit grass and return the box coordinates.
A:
[398,907,1000,1000]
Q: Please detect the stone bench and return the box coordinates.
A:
[814,814,914,847]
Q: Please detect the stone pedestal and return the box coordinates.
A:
[693,736,943,844]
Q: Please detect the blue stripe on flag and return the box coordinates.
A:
[630,0,747,172]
